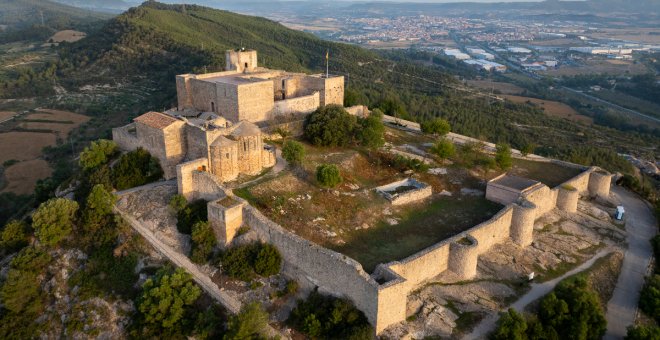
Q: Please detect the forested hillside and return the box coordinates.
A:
[0,0,110,29]
[10,1,657,173]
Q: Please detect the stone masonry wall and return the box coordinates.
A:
[510,201,536,247]
[556,186,579,213]
[176,158,208,200]
[391,186,433,205]
[561,169,592,196]
[237,81,274,123]
[208,199,245,246]
[111,124,140,151]
[448,236,480,280]
[467,206,513,254]
[190,171,226,202]
[273,92,319,118]
[588,169,612,200]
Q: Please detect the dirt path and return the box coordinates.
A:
[464,249,613,339]
[604,186,657,339]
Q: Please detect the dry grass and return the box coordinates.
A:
[0,132,56,163]
[1,159,52,195]
[467,80,525,95]
[48,30,87,43]
[502,95,593,124]
[18,109,89,136]
[0,111,16,121]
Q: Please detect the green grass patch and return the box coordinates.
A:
[511,158,582,188]
[332,196,503,272]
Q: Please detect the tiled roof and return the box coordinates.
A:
[134,111,179,130]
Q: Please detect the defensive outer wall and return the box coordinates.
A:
[178,160,613,334]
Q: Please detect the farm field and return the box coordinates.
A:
[48,30,87,43]
[0,109,88,195]
[467,80,525,95]
[501,95,593,124]
[542,59,650,76]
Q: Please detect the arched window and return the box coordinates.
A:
[211,102,215,112]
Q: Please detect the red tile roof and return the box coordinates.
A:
[134,111,179,130]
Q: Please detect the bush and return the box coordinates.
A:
[420,118,451,135]
[495,143,513,170]
[176,199,208,235]
[490,309,527,340]
[112,148,163,190]
[625,325,660,340]
[254,243,282,276]
[316,164,342,188]
[224,302,269,340]
[430,138,455,160]
[282,140,306,165]
[136,268,201,334]
[191,221,216,264]
[0,220,28,252]
[640,275,660,322]
[304,105,357,147]
[521,143,536,156]
[32,198,79,247]
[288,290,373,339]
[81,185,117,246]
[357,109,385,148]
[220,243,282,281]
[79,139,118,171]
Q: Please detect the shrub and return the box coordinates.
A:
[288,290,373,339]
[640,275,660,322]
[284,280,299,295]
[32,198,79,247]
[0,246,51,315]
[169,194,188,213]
[304,105,357,147]
[191,221,216,264]
[176,199,207,235]
[137,268,201,334]
[430,138,455,160]
[282,140,306,165]
[420,118,451,136]
[254,243,282,276]
[81,185,117,247]
[79,139,117,171]
[220,243,282,281]
[625,325,660,340]
[521,143,536,156]
[0,220,28,252]
[224,302,269,340]
[112,148,163,190]
[316,164,342,188]
[490,308,527,340]
[357,109,385,148]
[495,143,513,170]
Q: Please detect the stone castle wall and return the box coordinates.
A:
[111,124,140,151]
[588,170,613,200]
[176,158,209,200]
[237,81,274,123]
[556,186,579,213]
[510,201,536,247]
[190,171,226,202]
[273,92,320,118]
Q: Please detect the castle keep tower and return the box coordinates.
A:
[225,49,258,73]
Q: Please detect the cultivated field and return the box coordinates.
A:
[1,159,52,195]
[48,30,87,43]
[0,109,89,195]
[0,111,16,121]
[542,59,650,76]
[501,95,593,124]
[467,80,525,95]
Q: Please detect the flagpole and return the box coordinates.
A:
[326,49,329,78]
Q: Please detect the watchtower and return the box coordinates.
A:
[225,49,258,73]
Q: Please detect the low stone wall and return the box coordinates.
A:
[522,184,557,216]
[388,149,432,165]
[190,171,226,202]
[346,105,370,118]
[384,240,451,291]
[375,178,432,206]
[560,169,592,196]
[111,124,140,151]
[466,206,513,255]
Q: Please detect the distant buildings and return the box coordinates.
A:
[464,59,507,72]
[507,47,532,54]
[444,49,471,60]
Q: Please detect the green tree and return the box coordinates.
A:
[420,118,451,136]
[640,275,660,322]
[521,143,536,156]
[224,302,269,340]
[137,268,202,332]
[0,220,28,251]
[495,143,513,170]
[316,164,342,188]
[538,278,606,340]
[81,184,118,247]
[79,139,118,171]
[430,138,455,160]
[32,198,79,247]
[0,246,51,315]
[304,105,357,147]
[282,140,306,165]
[112,148,163,190]
[625,325,660,340]
[491,309,528,340]
[191,221,216,264]
[176,199,208,235]
[344,88,368,107]
[357,109,385,148]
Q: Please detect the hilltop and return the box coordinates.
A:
[0,0,110,29]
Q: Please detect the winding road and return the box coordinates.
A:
[605,186,657,339]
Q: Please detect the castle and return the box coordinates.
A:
[112,49,344,181]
